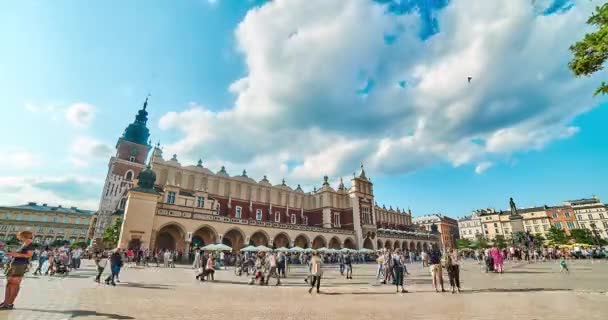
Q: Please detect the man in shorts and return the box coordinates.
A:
[429,248,445,293]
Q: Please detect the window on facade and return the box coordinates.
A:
[52,217,58,223]
[72,229,78,234]
[214,204,220,215]
[600,213,605,219]
[256,209,262,221]
[83,219,89,225]
[542,218,548,224]
[333,213,341,227]
[197,197,204,208]
[63,217,69,223]
[167,191,176,204]
[565,212,571,218]
[543,225,548,231]
[38,226,44,233]
[580,223,586,229]
[567,221,575,229]
[552,213,558,218]
[235,206,242,218]
[534,226,540,232]
[291,214,296,224]
[16,214,23,220]
[275,212,280,223]
[468,230,472,234]
[493,223,497,227]
[75,218,80,224]
[533,219,538,224]
[303,216,308,226]
[588,214,593,220]
[81,229,87,234]
[554,222,563,229]
[125,171,133,181]
[129,156,136,162]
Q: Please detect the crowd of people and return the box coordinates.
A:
[2,230,607,311]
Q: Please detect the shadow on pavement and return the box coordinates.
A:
[16,309,134,319]
[119,282,175,290]
[464,288,572,294]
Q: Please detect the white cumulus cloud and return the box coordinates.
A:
[158,0,607,186]
[65,103,96,128]
[69,136,113,167]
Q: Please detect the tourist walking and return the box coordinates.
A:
[308,251,322,294]
[429,248,445,293]
[1,231,34,310]
[32,247,48,275]
[204,253,215,281]
[376,253,385,282]
[421,250,429,267]
[94,253,108,283]
[344,253,353,280]
[392,249,408,293]
[559,256,569,274]
[105,249,123,286]
[277,251,287,278]
[382,250,393,284]
[490,247,504,273]
[265,252,281,286]
[445,249,461,293]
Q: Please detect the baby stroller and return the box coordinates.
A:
[51,257,69,276]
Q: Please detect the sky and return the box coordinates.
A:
[0,0,606,218]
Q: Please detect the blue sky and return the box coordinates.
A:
[0,0,606,218]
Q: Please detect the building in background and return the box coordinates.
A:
[546,205,578,235]
[111,105,439,256]
[520,206,551,239]
[462,197,608,242]
[412,213,459,250]
[568,197,608,240]
[92,97,153,248]
[0,202,93,244]
[458,210,483,240]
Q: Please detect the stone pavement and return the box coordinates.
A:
[1,259,607,320]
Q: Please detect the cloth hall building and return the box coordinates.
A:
[94,101,439,254]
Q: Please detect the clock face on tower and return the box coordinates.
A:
[129,146,139,156]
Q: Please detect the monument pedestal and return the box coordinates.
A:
[509,214,524,234]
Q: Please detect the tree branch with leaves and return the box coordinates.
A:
[569,3,608,96]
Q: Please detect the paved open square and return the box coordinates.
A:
[1,259,607,320]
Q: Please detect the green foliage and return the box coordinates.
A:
[5,238,19,246]
[493,235,508,249]
[569,3,608,96]
[103,218,122,248]
[470,235,489,249]
[569,228,595,245]
[71,241,88,249]
[512,231,528,247]
[456,238,471,250]
[546,226,568,244]
[50,239,69,247]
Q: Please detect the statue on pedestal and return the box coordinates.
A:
[509,197,518,216]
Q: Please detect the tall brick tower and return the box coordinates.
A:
[92,97,152,248]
